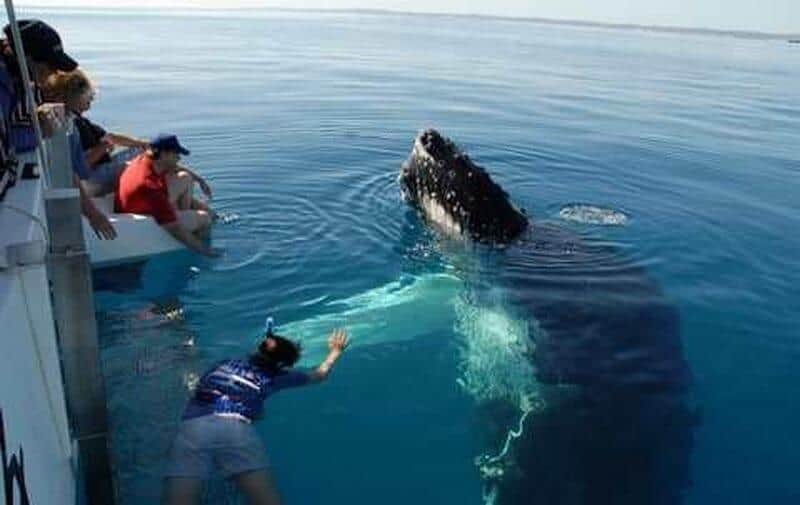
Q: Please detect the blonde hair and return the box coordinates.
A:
[43,68,95,107]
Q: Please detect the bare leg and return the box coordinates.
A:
[162,477,203,505]
[167,170,194,210]
[235,470,283,505]
[177,209,212,235]
[191,197,211,212]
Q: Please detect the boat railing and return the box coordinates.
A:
[43,123,116,505]
[2,2,117,503]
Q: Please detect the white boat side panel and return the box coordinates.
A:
[19,265,73,448]
[1,246,75,505]
[84,195,186,267]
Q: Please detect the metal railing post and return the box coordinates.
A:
[43,124,73,188]
[44,125,116,505]
[3,2,51,187]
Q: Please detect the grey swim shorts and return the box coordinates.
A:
[164,415,269,480]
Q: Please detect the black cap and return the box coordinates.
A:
[149,133,190,155]
[3,19,78,71]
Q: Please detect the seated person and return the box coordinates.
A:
[44,68,213,201]
[115,134,218,257]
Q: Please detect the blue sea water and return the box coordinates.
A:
[23,7,800,505]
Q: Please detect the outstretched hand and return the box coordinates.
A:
[328,328,349,353]
[310,328,350,383]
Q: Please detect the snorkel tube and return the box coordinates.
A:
[258,316,302,370]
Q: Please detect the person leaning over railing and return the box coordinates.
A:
[43,68,215,203]
[1,19,117,239]
[163,319,350,505]
[0,35,16,200]
[43,68,148,196]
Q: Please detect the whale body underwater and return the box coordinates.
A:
[399,129,697,504]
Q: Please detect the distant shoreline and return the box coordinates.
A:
[16,5,800,41]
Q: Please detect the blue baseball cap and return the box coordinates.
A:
[149,133,190,155]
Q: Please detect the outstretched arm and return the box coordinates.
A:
[76,175,117,240]
[104,132,149,150]
[86,134,148,166]
[176,163,213,199]
[308,329,349,383]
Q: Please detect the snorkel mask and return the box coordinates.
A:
[258,316,301,368]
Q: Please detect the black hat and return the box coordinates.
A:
[3,19,78,71]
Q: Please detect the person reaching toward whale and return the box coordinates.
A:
[163,319,350,505]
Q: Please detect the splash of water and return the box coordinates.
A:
[454,292,539,404]
[453,291,545,502]
[559,203,629,225]
[216,212,241,225]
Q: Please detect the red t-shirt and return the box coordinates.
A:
[114,154,177,225]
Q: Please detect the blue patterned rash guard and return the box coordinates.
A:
[183,359,310,423]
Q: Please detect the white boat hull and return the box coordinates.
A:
[84,195,185,267]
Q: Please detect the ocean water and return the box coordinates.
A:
[23,7,800,505]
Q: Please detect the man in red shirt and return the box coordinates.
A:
[115,134,218,257]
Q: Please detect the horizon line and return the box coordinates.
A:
[15,4,800,41]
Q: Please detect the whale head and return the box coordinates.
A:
[399,129,529,243]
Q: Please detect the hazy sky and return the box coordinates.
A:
[17,1,800,34]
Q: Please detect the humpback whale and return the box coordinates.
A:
[400,129,696,504]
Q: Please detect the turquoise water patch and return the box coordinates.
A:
[281,273,462,362]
